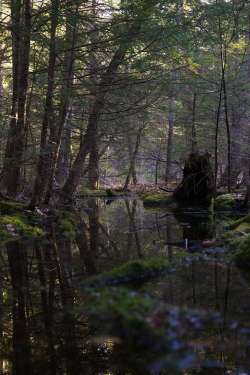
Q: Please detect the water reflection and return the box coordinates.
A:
[145,260,250,374]
[0,198,249,374]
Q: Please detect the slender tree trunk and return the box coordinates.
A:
[55,108,72,186]
[88,136,99,189]
[127,131,138,185]
[219,18,231,193]
[62,41,135,199]
[124,132,136,188]
[2,0,31,196]
[2,0,21,195]
[30,0,59,206]
[123,126,143,190]
[244,15,250,206]
[165,71,176,184]
[222,69,231,193]
[214,79,223,190]
[44,5,78,203]
[23,57,38,189]
[87,0,100,190]
[155,158,159,185]
[191,92,197,153]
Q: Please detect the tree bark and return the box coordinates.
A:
[44,5,78,203]
[55,109,72,186]
[191,92,197,153]
[214,79,223,190]
[62,27,140,199]
[123,126,143,190]
[2,0,31,197]
[30,0,60,207]
[165,79,176,184]
[219,18,231,193]
[88,135,99,189]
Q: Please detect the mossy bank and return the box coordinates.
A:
[0,200,79,243]
[142,193,177,208]
[223,213,250,269]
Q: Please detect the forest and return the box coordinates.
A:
[1,0,250,374]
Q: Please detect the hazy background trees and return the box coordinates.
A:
[0,0,249,202]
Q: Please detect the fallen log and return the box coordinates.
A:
[159,187,174,193]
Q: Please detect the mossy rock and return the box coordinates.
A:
[142,193,176,208]
[83,254,186,288]
[214,194,237,211]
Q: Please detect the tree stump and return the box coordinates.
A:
[174,152,215,205]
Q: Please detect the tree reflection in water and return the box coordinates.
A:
[0,198,249,374]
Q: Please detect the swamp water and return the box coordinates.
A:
[0,198,250,374]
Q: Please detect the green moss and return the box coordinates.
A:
[85,287,222,372]
[85,288,165,369]
[0,214,44,242]
[56,210,78,240]
[79,188,108,197]
[214,194,237,210]
[106,189,130,197]
[0,200,27,214]
[87,287,155,320]
[79,188,132,198]
[223,220,250,268]
[229,213,250,231]
[232,234,250,268]
[143,193,176,207]
[83,254,186,288]
[0,201,80,243]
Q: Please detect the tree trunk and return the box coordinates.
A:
[174,152,215,205]
[44,5,78,203]
[2,0,31,197]
[214,79,223,190]
[219,18,231,193]
[191,92,197,153]
[165,82,176,184]
[123,126,143,190]
[88,134,99,189]
[55,109,72,186]
[30,0,60,207]
[62,37,138,199]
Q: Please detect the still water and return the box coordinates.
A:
[0,198,250,374]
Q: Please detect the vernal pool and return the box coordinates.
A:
[0,197,250,375]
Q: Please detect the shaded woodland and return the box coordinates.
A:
[2,1,250,375]
[1,0,250,203]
